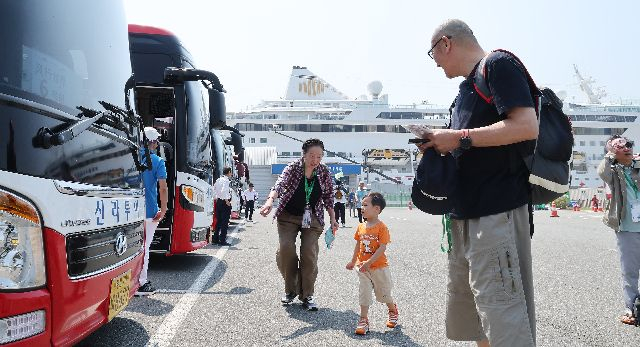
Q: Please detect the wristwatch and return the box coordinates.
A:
[459,129,472,150]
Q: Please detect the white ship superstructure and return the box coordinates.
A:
[229,66,640,188]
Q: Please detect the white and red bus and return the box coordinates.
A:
[0,1,148,345]
[128,25,242,255]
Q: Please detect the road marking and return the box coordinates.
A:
[145,225,241,347]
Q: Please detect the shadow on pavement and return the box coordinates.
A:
[282,304,423,346]
[204,286,255,295]
[125,296,175,316]
[77,317,149,347]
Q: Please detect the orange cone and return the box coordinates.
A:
[550,202,559,217]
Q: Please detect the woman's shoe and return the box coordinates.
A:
[281,293,296,304]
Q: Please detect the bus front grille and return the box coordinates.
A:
[66,221,144,278]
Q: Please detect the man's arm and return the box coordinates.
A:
[423,106,538,153]
[153,179,168,222]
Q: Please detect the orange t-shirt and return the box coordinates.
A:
[353,221,391,270]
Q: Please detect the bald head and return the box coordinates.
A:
[432,19,479,47]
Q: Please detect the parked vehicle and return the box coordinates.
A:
[128,24,242,255]
[0,1,148,345]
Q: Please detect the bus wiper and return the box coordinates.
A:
[99,100,138,127]
[34,109,108,149]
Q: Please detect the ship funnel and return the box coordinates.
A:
[285,66,349,100]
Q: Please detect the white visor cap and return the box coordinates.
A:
[143,127,160,141]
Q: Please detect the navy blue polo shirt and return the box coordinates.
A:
[450,51,534,220]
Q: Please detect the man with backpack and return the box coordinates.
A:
[419,19,538,346]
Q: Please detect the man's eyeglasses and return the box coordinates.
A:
[428,35,451,59]
[625,141,634,148]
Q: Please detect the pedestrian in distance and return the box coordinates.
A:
[242,183,258,222]
[259,138,339,311]
[418,19,539,346]
[591,194,599,212]
[213,167,233,246]
[346,192,398,335]
[356,181,368,223]
[136,127,168,296]
[347,187,355,217]
[598,135,640,326]
[334,183,347,227]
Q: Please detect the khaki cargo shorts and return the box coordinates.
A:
[358,266,394,306]
[446,205,535,346]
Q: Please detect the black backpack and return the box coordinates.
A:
[474,49,574,204]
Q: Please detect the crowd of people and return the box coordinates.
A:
[132,18,640,347]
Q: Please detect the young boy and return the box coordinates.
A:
[346,192,398,335]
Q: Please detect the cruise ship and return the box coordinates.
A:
[228,66,640,188]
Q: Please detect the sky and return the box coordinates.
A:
[125,0,640,112]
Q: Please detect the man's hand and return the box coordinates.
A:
[152,208,166,223]
[421,129,461,154]
[225,199,231,206]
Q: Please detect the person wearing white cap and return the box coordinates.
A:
[136,126,168,296]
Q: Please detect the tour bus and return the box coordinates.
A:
[0,1,148,346]
[128,25,242,255]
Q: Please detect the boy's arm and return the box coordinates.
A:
[350,240,360,262]
[363,243,387,267]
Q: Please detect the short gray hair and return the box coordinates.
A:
[432,19,478,45]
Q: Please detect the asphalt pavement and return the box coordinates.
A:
[79,208,640,346]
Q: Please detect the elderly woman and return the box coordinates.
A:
[260,138,339,311]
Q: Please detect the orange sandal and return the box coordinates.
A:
[620,313,636,326]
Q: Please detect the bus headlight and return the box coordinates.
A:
[0,189,46,290]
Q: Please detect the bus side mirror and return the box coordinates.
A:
[231,131,242,155]
[209,89,226,129]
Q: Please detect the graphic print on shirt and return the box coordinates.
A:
[362,239,373,253]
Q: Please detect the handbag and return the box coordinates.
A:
[411,147,457,215]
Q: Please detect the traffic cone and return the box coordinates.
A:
[550,202,559,217]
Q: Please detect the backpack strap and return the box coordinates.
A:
[473,49,542,112]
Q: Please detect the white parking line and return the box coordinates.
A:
[145,226,241,347]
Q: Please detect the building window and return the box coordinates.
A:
[281,152,291,157]
[579,141,585,146]
[600,141,605,146]
[589,141,596,146]
[260,138,267,143]
[292,151,301,157]
[250,138,256,143]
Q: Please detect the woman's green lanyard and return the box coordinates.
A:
[623,168,639,199]
[302,163,316,228]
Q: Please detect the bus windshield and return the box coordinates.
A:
[0,0,140,188]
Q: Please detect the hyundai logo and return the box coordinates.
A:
[114,232,128,256]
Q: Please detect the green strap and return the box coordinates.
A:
[441,213,452,253]
[623,169,639,199]
[303,163,316,205]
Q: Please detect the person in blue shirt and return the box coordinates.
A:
[136,127,168,296]
[356,182,368,223]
